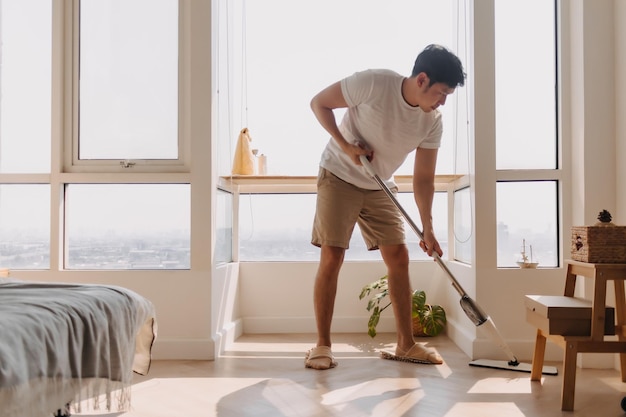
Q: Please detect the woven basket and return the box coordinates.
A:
[412,317,429,337]
[571,223,626,263]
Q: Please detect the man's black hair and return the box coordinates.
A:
[411,44,466,88]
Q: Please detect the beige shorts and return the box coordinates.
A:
[311,168,405,250]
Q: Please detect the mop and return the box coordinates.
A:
[359,155,557,375]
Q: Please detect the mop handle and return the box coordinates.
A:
[359,156,518,364]
[359,155,467,297]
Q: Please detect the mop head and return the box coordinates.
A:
[381,350,438,365]
[380,344,443,365]
[469,358,558,375]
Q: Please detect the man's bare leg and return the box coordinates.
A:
[380,244,415,351]
[306,245,344,369]
[380,244,443,364]
[314,245,344,347]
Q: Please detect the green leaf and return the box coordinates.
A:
[359,275,388,300]
[419,304,447,336]
[360,275,447,338]
[412,290,426,311]
[367,306,381,338]
[358,287,370,300]
[368,326,377,338]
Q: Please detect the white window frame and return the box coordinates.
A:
[61,0,192,174]
[43,0,201,272]
[218,175,463,263]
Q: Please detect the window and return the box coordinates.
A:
[494,0,559,267]
[218,0,462,177]
[495,0,556,170]
[65,184,190,269]
[215,189,234,264]
[238,192,448,261]
[71,0,183,169]
[0,1,52,270]
[454,187,472,264]
[0,0,51,173]
[218,0,465,263]
[496,181,558,268]
[0,185,50,269]
[0,1,194,271]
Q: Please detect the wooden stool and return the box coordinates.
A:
[527,260,626,411]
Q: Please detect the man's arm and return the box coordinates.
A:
[413,147,443,257]
[310,82,371,165]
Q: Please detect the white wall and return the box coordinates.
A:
[570,0,616,225]
[238,261,443,336]
[616,0,626,222]
[568,0,619,368]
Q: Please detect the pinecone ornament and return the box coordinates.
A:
[596,210,613,226]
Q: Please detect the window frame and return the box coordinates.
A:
[62,0,191,174]
[218,174,462,263]
[490,0,562,269]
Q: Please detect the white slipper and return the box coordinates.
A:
[305,346,338,370]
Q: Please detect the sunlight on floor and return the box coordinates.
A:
[131,376,266,406]
[467,377,537,394]
[600,376,626,393]
[321,377,421,404]
[444,402,525,417]
[320,378,424,417]
[261,378,324,417]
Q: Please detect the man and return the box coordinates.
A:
[305,44,465,370]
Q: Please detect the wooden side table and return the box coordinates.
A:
[529,260,626,411]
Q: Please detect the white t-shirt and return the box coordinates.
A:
[319,69,442,190]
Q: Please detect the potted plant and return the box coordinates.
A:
[359,275,447,338]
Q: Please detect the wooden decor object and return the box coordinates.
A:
[571,210,626,263]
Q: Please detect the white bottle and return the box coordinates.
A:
[257,154,267,175]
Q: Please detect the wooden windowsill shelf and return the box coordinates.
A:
[219,174,466,194]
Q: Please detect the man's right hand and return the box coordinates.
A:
[344,142,373,166]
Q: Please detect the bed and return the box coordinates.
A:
[0,277,157,417]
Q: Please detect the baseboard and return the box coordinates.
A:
[214,318,244,355]
[151,319,244,360]
[443,318,475,359]
[151,338,216,360]
[445,318,564,363]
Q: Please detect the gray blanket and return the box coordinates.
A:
[0,280,156,417]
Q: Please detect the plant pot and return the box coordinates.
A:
[412,317,430,337]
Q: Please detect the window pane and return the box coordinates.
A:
[454,187,472,263]
[495,0,556,169]
[79,0,178,160]
[216,189,233,264]
[0,0,51,173]
[0,185,50,269]
[233,0,459,176]
[65,184,190,269]
[238,192,447,261]
[238,194,317,261]
[397,192,449,260]
[496,181,558,268]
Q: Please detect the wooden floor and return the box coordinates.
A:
[86,333,626,417]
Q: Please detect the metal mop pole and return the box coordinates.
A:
[359,155,520,365]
